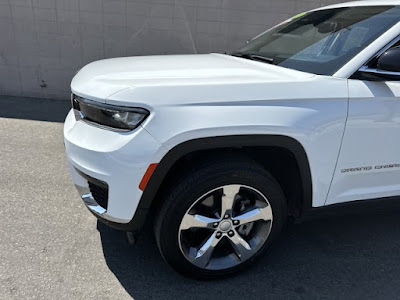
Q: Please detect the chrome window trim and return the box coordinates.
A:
[358,65,400,77]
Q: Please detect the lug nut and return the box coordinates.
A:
[228,230,235,237]
[224,214,230,219]
[233,220,240,225]
[216,232,222,239]
[213,222,219,228]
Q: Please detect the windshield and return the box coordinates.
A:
[235,6,400,75]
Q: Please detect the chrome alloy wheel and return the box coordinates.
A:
[178,184,273,270]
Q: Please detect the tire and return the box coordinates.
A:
[154,155,287,279]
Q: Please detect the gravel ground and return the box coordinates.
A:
[1,95,400,300]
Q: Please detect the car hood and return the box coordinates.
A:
[71,53,315,104]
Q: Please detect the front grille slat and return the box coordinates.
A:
[88,181,109,210]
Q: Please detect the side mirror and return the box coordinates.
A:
[377,47,400,72]
[353,47,400,81]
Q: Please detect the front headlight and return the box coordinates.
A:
[72,95,149,131]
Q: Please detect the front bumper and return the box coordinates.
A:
[64,109,166,224]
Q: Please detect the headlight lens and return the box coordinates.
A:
[72,95,149,131]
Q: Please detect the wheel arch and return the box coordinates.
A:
[102,135,313,232]
[147,135,311,213]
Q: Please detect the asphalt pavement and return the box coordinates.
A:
[1,95,400,300]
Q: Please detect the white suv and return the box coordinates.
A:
[64,1,400,279]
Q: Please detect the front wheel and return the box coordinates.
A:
[154,157,287,279]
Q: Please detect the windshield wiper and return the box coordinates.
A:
[231,52,274,64]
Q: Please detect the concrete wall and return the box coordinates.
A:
[0,0,349,100]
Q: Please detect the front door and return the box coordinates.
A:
[327,77,400,205]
